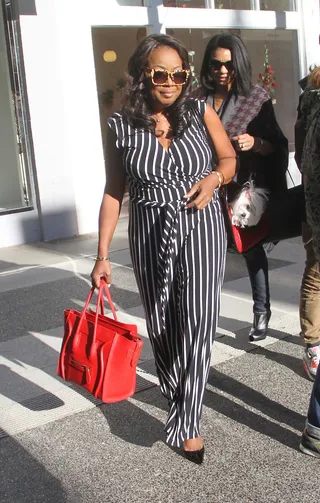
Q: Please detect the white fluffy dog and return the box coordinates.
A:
[230,181,269,228]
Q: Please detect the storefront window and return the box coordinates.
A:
[0,1,33,212]
[92,26,147,145]
[214,0,251,8]
[116,0,144,5]
[164,0,296,9]
[163,0,207,7]
[260,0,297,10]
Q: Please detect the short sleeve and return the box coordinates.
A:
[196,98,206,117]
[185,98,206,117]
[107,112,124,150]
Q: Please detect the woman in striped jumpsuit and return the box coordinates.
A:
[91,34,236,463]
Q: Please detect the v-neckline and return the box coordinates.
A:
[154,133,175,155]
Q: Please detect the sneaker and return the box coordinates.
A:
[299,428,320,458]
[303,345,320,380]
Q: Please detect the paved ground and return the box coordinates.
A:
[0,213,318,503]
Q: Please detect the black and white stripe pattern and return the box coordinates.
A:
[108,100,226,447]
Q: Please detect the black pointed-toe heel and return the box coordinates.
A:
[184,446,205,465]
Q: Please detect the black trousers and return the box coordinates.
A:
[243,244,270,313]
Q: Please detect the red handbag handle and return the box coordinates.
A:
[96,280,118,319]
[63,281,119,363]
[79,279,117,320]
[90,281,118,359]
[99,280,118,321]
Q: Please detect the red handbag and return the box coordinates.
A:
[221,182,304,254]
[57,280,143,403]
[220,183,270,254]
[227,205,270,254]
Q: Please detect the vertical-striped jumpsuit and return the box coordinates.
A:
[108,100,226,447]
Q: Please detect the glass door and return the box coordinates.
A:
[0,0,34,212]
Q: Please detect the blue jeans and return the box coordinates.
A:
[243,244,270,313]
[306,364,320,438]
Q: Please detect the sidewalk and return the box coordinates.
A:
[0,221,317,503]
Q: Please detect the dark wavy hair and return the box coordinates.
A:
[121,33,192,136]
[199,33,252,98]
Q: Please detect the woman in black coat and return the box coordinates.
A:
[197,33,288,340]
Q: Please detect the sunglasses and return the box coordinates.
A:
[145,68,190,86]
[209,59,234,72]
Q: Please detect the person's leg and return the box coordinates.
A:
[299,364,320,457]
[164,199,226,451]
[300,223,320,380]
[243,244,271,341]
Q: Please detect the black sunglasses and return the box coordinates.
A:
[144,68,190,86]
[209,59,234,72]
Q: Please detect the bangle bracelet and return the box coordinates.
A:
[211,170,224,188]
[218,170,226,185]
[94,256,110,262]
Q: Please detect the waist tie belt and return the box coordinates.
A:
[157,200,186,328]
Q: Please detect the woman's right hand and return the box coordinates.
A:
[91,260,112,289]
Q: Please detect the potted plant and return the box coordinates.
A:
[258,46,277,104]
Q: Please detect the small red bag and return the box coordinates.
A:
[57,280,143,403]
[221,182,271,254]
[221,182,304,254]
[227,206,270,254]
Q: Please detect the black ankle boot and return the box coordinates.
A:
[249,310,271,341]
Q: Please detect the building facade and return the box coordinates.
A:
[0,0,319,248]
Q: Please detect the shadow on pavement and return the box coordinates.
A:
[208,368,305,431]
[0,365,64,411]
[204,386,300,450]
[0,432,69,503]
[132,369,303,451]
[100,383,165,447]
[253,346,307,380]
[215,318,305,379]
[0,259,39,274]
[218,316,301,348]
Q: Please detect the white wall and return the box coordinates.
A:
[299,0,320,71]
[18,0,106,242]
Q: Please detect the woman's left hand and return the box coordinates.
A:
[184,173,219,210]
[232,133,255,152]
